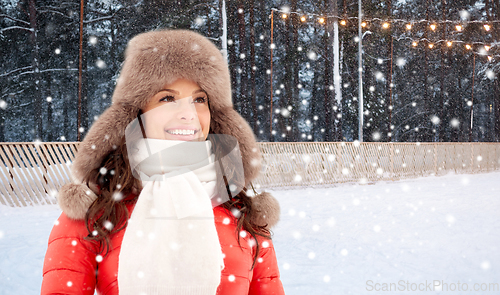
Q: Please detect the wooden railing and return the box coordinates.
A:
[1,142,499,207]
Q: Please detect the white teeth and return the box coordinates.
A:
[167,129,196,135]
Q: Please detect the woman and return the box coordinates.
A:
[41,29,284,295]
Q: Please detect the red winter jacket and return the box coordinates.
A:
[41,201,284,295]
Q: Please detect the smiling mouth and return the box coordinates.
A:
[166,129,199,135]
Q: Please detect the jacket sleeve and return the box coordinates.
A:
[248,238,285,295]
[41,213,98,295]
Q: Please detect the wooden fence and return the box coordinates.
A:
[1,142,499,207]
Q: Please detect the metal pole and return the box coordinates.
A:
[358,0,363,142]
[77,0,84,141]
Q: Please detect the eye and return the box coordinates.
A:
[159,95,175,102]
[194,96,207,104]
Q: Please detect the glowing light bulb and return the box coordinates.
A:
[282,13,288,19]
[484,24,491,31]
[300,16,307,22]
[485,45,491,51]
[382,22,390,29]
[340,20,346,26]
[412,41,418,47]
[361,22,367,28]
[465,44,472,50]
[447,41,453,47]
[456,25,462,31]
[430,24,436,31]
[319,17,325,24]
[488,56,493,61]
[428,43,434,49]
[406,24,412,30]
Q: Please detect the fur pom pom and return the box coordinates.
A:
[57,183,97,220]
[249,192,281,229]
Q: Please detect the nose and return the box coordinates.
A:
[176,98,198,121]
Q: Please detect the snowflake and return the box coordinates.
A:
[486,70,495,80]
[450,118,460,128]
[307,51,317,60]
[396,57,406,67]
[96,59,106,69]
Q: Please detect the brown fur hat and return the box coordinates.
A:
[57,29,280,228]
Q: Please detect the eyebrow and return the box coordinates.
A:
[161,89,207,95]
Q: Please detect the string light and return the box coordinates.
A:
[488,56,493,61]
[269,8,497,51]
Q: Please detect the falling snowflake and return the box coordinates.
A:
[375,71,384,81]
[96,59,106,69]
[481,261,491,270]
[486,70,495,80]
[194,17,205,26]
[459,10,470,20]
[307,51,318,60]
[372,132,381,141]
[396,57,406,67]
[89,36,98,45]
[281,108,290,117]
[103,220,114,231]
[450,118,460,128]
[0,100,7,110]
[446,214,456,225]
[55,48,61,54]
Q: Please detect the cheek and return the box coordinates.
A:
[197,108,211,130]
[144,112,167,131]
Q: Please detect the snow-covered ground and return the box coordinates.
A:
[1,172,499,294]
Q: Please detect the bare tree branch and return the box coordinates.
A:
[0,26,33,33]
[0,14,30,25]
[0,66,32,78]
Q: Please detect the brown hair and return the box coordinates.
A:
[84,134,271,270]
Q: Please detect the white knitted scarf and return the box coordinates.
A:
[118,139,224,295]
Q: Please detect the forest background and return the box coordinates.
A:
[1,0,500,143]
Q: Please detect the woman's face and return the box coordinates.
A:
[141,78,210,141]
